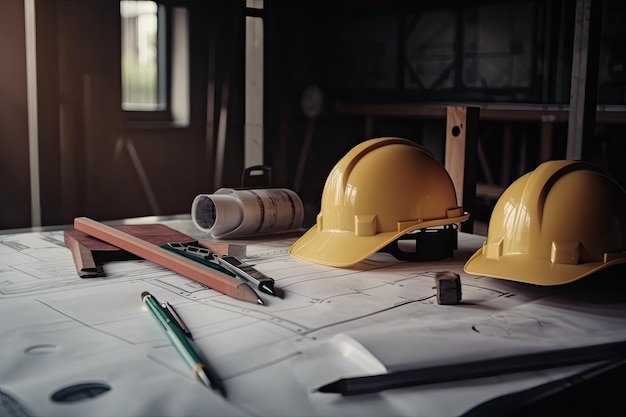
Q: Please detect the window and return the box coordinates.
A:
[120,1,162,111]
[120,0,189,124]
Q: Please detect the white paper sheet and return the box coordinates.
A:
[1,225,625,417]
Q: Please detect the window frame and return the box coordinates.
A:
[121,0,188,125]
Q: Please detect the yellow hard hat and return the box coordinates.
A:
[464,160,626,285]
[289,137,469,267]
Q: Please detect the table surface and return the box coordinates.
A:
[1,217,625,417]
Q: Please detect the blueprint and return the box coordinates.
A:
[1,222,626,417]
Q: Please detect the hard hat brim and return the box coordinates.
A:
[290,213,469,268]
[464,246,626,286]
[289,228,400,268]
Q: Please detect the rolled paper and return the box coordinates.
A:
[191,188,304,238]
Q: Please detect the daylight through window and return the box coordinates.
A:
[120,0,163,111]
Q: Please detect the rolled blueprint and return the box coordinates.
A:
[191,188,304,238]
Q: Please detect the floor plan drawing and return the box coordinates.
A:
[1,225,625,417]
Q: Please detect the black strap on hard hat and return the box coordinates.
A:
[379,224,458,262]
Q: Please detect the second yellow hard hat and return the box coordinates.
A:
[464,160,626,285]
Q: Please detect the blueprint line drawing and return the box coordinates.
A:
[1,226,626,417]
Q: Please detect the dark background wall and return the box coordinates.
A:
[0,0,246,229]
[263,0,626,227]
[1,0,625,230]
[0,0,31,229]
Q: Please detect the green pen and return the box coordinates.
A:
[161,300,193,339]
[141,291,226,397]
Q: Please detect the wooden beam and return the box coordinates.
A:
[567,0,603,160]
[335,102,626,124]
[445,106,479,234]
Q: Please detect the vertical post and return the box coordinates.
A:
[213,80,229,191]
[566,0,603,160]
[25,0,41,227]
[245,13,264,168]
[445,106,479,234]
[205,37,216,179]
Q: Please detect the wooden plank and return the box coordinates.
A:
[74,217,262,305]
[63,223,198,278]
[445,106,479,233]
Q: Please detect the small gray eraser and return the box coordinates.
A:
[435,271,462,305]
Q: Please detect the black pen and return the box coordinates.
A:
[214,255,277,297]
[142,292,226,397]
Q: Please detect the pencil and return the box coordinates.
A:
[314,340,626,396]
[74,217,263,305]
